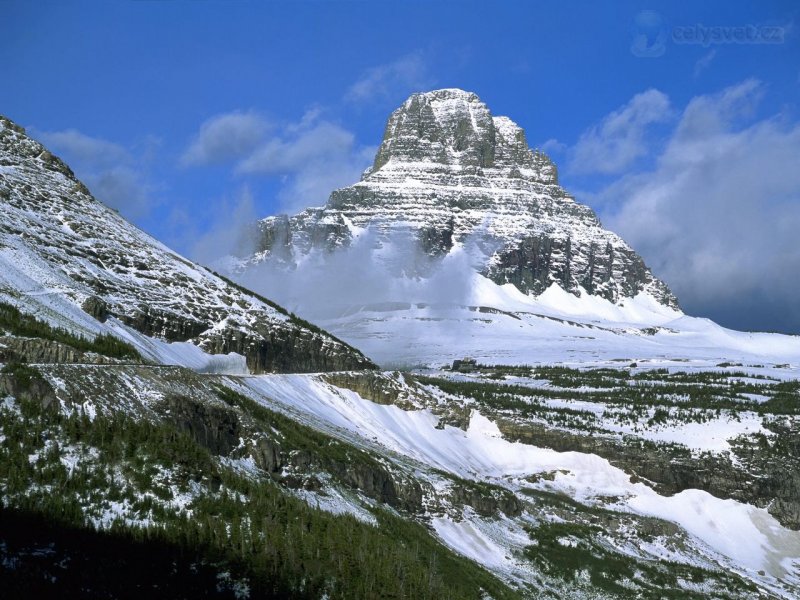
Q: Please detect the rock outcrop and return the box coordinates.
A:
[164,395,242,456]
[0,336,118,365]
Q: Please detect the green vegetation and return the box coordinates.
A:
[418,367,799,534]
[0,507,266,599]
[415,375,604,431]
[523,520,749,598]
[89,333,141,360]
[0,385,519,600]
[0,301,140,360]
[762,380,800,414]
[525,521,633,594]
[514,488,757,599]
[416,365,799,416]
[0,360,788,597]
[215,385,382,469]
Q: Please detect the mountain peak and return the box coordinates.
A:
[406,87,480,102]
[368,89,558,186]
[248,89,679,311]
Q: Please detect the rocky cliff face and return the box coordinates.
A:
[248,89,678,308]
[0,116,374,373]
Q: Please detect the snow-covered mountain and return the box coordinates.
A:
[228,89,800,371]
[0,115,374,373]
[247,89,676,307]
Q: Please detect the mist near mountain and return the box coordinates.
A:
[234,224,490,319]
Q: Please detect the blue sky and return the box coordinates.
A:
[2,0,799,332]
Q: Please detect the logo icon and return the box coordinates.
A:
[631,10,668,58]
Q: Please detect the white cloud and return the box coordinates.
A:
[540,138,567,154]
[34,128,155,218]
[189,186,260,264]
[235,224,486,320]
[237,121,355,175]
[601,80,800,332]
[693,49,717,78]
[569,89,672,174]
[344,52,434,104]
[181,110,270,166]
[88,166,154,218]
[236,111,375,211]
[672,78,761,141]
[37,129,130,168]
[181,107,374,213]
[276,144,377,213]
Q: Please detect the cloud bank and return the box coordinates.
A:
[569,89,672,174]
[181,109,375,212]
[181,111,270,166]
[189,186,260,265]
[344,52,435,104]
[596,80,800,332]
[234,225,487,320]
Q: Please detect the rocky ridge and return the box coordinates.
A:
[0,116,374,373]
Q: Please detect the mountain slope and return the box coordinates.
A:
[0,116,374,373]
[315,272,800,370]
[2,360,797,598]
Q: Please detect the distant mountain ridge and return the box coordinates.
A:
[0,115,374,373]
[246,88,678,309]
